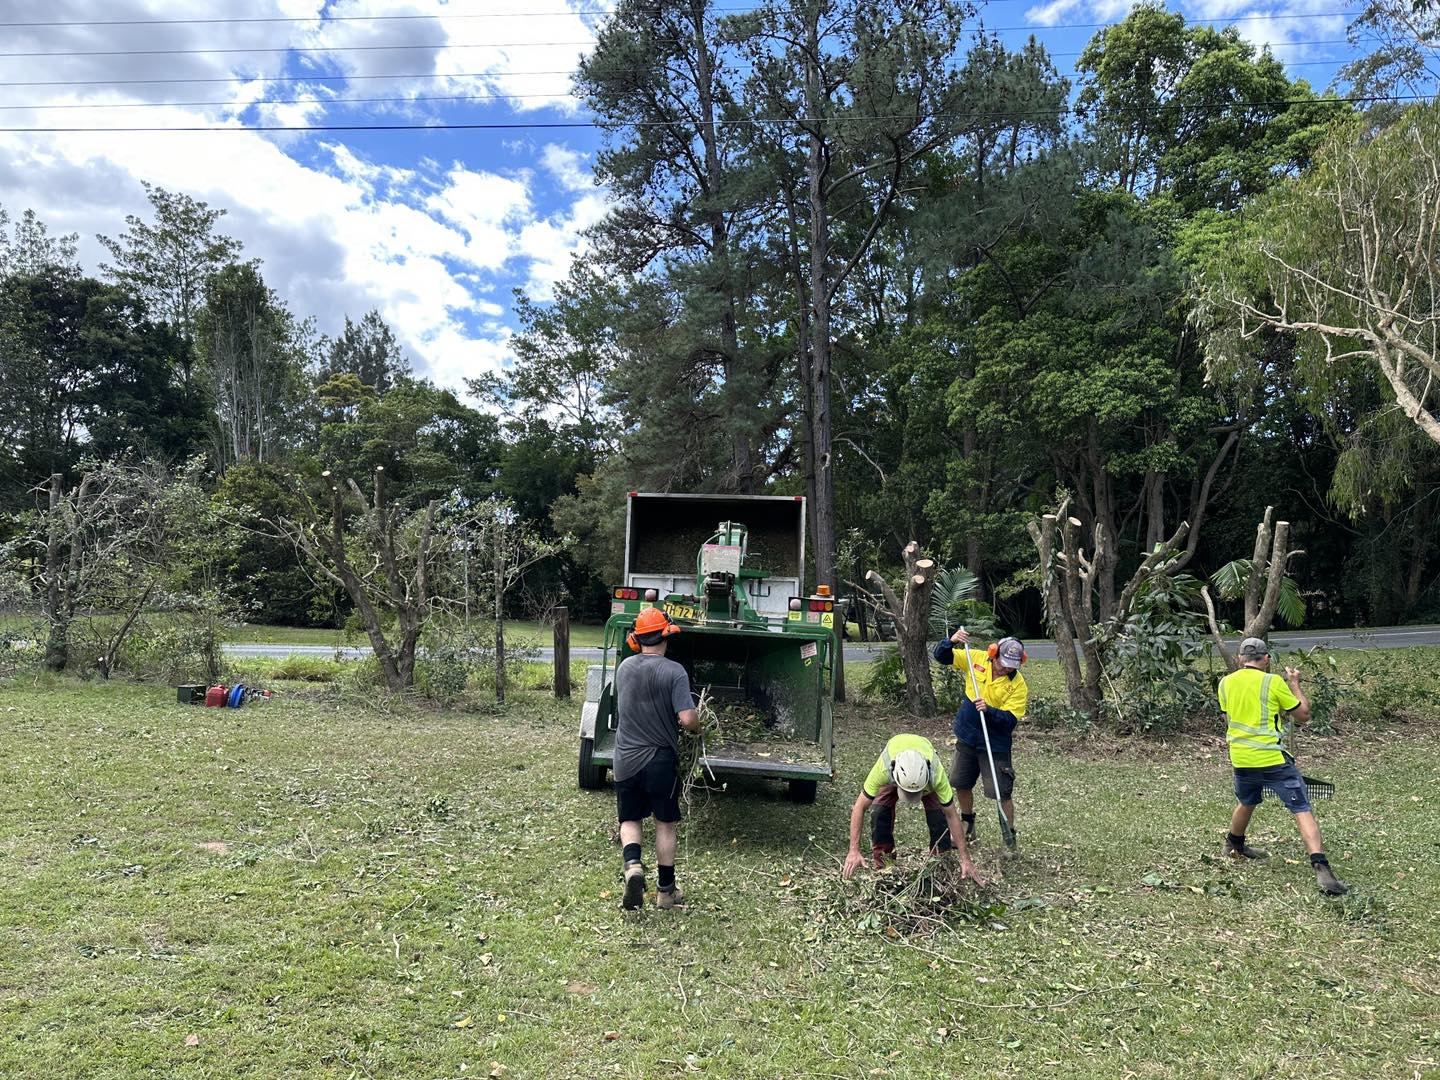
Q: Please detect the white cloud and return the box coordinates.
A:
[0,0,614,392]
[540,143,593,192]
[1023,0,1085,27]
[518,192,610,299]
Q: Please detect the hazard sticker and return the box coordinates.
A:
[800,641,818,659]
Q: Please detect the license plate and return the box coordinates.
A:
[664,603,696,621]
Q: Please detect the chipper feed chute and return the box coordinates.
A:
[577,494,836,804]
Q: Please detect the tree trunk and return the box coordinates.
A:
[1027,512,1088,712]
[803,45,837,598]
[866,542,937,716]
[687,0,755,494]
[42,473,68,672]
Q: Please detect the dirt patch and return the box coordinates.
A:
[565,981,598,995]
[196,841,232,856]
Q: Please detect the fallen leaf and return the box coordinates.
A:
[599,890,613,900]
[603,1030,620,1041]
[454,1016,474,1029]
[479,953,494,966]
[489,1062,507,1079]
[184,1034,200,1048]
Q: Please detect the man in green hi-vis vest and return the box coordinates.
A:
[1218,637,1348,896]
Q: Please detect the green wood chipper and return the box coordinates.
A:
[577,492,836,802]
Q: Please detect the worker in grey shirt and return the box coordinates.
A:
[613,607,700,911]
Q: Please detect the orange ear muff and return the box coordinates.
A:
[987,642,999,660]
[626,631,639,651]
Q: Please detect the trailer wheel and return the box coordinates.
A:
[787,779,818,804]
[578,737,607,790]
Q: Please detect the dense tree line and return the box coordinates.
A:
[2,0,1437,649]
[485,1,1440,631]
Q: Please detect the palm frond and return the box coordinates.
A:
[1276,576,1307,628]
[1210,559,1251,601]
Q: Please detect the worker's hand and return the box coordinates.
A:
[972,697,987,710]
[842,850,865,880]
[950,628,970,645]
[1284,665,1302,686]
[959,859,987,886]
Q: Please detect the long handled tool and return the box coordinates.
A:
[961,629,1017,850]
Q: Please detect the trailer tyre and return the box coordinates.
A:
[787,779,818,804]
[578,737,607,790]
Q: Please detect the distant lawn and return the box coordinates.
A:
[232,620,608,649]
[1,675,1436,1078]
[0,615,607,651]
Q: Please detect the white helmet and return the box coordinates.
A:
[891,748,931,803]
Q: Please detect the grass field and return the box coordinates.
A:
[1,674,1437,1079]
[0,615,609,650]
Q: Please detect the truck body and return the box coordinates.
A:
[578,492,836,801]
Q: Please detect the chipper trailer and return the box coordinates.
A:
[577,492,837,803]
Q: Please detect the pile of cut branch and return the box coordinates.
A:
[841,854,1005,938]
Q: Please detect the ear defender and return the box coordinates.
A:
[626,631,639,651]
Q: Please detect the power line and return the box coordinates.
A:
[0,56,1370,112]
[1,92,1425,134]
[0,11,1360,59]
[0,41,596,59]
[0,35,1358,68]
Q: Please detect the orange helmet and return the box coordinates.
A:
[627,607,681,651]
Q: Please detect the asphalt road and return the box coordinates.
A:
[222,624,1440,662]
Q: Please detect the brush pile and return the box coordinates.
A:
[840,854,1005,938]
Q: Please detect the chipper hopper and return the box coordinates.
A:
[577,493,836,802]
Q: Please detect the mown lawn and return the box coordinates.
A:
[230,621,609,650]
[1,675,1437,1079]
[0,617,609,651]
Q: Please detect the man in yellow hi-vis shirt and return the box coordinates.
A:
[933,629,1028,842]
[1219,637,1347,896]
[841,733,981,882]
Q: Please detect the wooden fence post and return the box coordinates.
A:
[553,606,571,700]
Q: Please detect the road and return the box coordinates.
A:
[222,624,1440,662]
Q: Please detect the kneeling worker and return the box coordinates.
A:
[933,629,1028,842]
[613,608,701,910]
[842,733,981,882]
[1219,637,1347,896]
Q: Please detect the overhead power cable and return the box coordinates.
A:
[0,55,1371,112]
[0,3,1360,28]
[0,14,1359,59]
[1,91,1427,134]
[0,35,1359,83]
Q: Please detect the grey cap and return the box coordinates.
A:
[997,637,1025,667]
[1239,637,1270,660]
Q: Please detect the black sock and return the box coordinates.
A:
[1227,833,1246,847]
[1310,853,1329,868]
[658,864,676,890]
[623,843,642,865]
[962,813,976,823]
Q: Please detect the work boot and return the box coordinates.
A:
[656,885,685,910]
[621,860,646,911]
[1223,835,1268,860]
[1315,863,1349,896]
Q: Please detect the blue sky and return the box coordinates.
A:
[0,0,1370,392]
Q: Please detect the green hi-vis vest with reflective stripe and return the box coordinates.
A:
[1218,668,1296,768]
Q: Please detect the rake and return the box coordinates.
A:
[961,629,1017,850]
[1285,718,1335,801]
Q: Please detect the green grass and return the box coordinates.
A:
[2,675,1438,1078]
[0,615,608,650]
[230,620,608,649]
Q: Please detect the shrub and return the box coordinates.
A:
[861,646,907,708]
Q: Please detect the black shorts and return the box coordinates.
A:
[615,754,682,824]
[951,742,1015,801]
